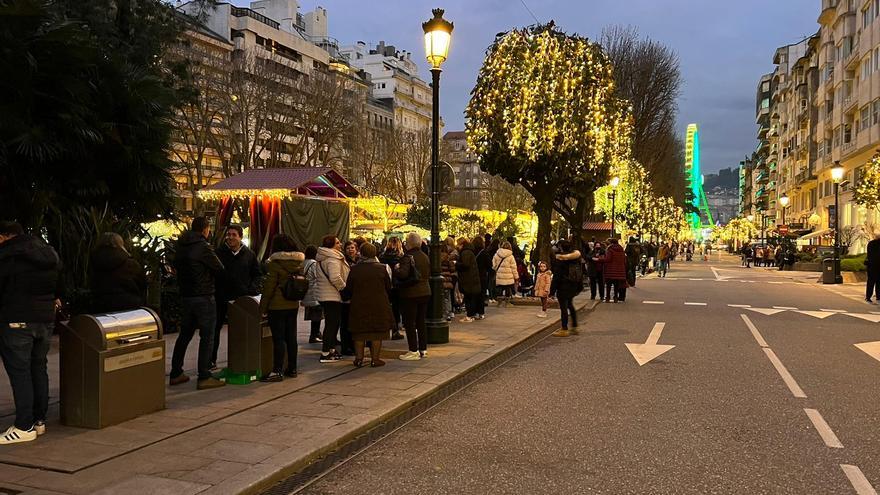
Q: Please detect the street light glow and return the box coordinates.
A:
[778,194,790,208]
[422,9,454,69]
[831,164,845,182]
[610,176,621,189]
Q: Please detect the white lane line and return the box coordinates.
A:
[763,348,807,398]
[642,301,665,305]
[804,409,844,448]
[773,306,798,310]
[768,281,784,284]
[841,465,878,495]
[684,302,707,306]
[688,278,704,281]
[728,304,751,308]
[820,309,847,313]
[741,314,768,348]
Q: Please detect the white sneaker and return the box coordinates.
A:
[536,311,547,318]
[0,426,37,444]
[460,316,475,323]
[34,421,46,436]
[398,351,421,361]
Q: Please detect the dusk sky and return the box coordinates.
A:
[240,0,820,174]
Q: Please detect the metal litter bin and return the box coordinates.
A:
[822,257,841,284]
[61,308,165,428]
[226,295,274,383]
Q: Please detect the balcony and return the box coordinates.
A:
[841,139,856,155]
[795,166,817,185]
[842,94,858,113]
[756,171,770,184]
[844,45,860,70]
[758,126,769,138]
[230,6,280,30]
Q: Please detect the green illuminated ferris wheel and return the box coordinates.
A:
[684,123,714,237]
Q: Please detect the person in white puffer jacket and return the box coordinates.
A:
[492,241,519,307]
[315,235,350,362]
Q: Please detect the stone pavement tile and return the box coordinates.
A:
[313,394,384,409]
[123,414,203,435]
[0,437,123,472]
[399,372,435,383]
[394,382,436,400]
[257,443,313,467]
[170,459,252,485]
[151,403,233,421]
[197,463,279,495]
[424,370,463,385]
[18,489,70,495]
[91,474,209,495]
[199,439,284,464]
[321,405,370,421]
[260,415,340,432]
[0,462,41,484]
[62,425,168,449]
[141,429,224,455]
[218,410,279,427]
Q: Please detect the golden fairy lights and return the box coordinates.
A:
[465,25,625,172]
[855,150,880,211]
[197,189,292,201]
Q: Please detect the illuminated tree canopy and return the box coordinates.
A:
[466,22,630,258]
[855,150,880,211]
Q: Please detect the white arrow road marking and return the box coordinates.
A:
[820,309,847,313]
[793,310,836,319]
[841,465,878,495]
[847,313,880,323]
[625,322,675,366]
[741,314,768,348]
[854,341,880,364]
[804,409,844,448]
[746,307,787,316]
[763,348,807,398]
[773,306,798,310]
[710,266,727,280]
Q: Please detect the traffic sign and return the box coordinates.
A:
[778,225,790,235]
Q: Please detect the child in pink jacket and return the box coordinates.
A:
[534,261,552,318]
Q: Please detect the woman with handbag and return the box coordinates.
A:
[259,235,304,382]
[345,243,394,367]
[302,246,323,344]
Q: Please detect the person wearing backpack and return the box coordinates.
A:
[259,235,304,382]
[549,239,583,337]
[395,232,431,361]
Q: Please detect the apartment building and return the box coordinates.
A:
[748,0,880,253]
[340,41,433,133]
[442,131,490,210]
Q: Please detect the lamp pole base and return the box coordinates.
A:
[426,273,449,344]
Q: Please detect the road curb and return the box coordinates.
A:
[254,298,600,495]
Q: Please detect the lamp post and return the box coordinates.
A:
[423,8,453,344]
[831,163,845,284]
[778,193,790,226]
[609,176,620,238]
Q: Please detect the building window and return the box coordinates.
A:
[873,99,880,125]
[862,105,872,130]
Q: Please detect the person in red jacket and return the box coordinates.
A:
[603,238,628,303]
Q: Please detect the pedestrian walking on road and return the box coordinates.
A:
[625,237,641,288]
[345,242,393,368]
[89,232,146,314]
[550,240,582,336]
[258,235,303,382]
[0,221,61,443]
[657,242,670,278]
[587,242,606,300]
[603,238,628,303]
[455,238,483,322]
[534,261,552,318]
[742,244,753,268]
[316,236,349,363]
[492,241,519,307]
[866,232,880,303]
[379,237,405,340]
[396,233,431,361]
[302,246,323,343]
[170,217,226,390]
[212,224,262,369]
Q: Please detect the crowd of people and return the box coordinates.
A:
[739,243,794,269]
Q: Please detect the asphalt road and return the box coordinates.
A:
[299,256,880,494]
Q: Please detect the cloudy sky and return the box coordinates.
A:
[238,0,819,173]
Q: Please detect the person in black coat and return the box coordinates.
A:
[90,233,147,313]
[0,221,61,443]
[212,224,262,367]
[474,236,492,304]
[866,233,880,303]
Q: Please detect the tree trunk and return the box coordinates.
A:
[535,194,554,263]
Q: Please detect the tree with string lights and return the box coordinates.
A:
[855,150,880,212]
[466,22,629,260]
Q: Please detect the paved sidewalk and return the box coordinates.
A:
[0,296,592,495]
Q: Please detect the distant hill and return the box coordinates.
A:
[703,167,738,190]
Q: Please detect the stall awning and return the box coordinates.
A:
[798,228,832,241]
[198,167,359,200]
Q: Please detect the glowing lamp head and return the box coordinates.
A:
[831,164,845,182]
[610,176,621,189]
[809,213,821,226]
[422,9,454,69]
[778,194,790,208]
[747,214,755,222]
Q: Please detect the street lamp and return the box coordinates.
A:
[831,162,845,284]
[609,176,620,238]
[423,8,453,344]
[778,193,790,226]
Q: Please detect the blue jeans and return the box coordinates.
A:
[171,296,216,380]
[0,323,51,430]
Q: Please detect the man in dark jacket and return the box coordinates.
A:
[211,225,262,367]
[625,237,642,288]
[866,232,880,303]
[395,233,432,360]
[170,217,225,390]
[0,221,61,443]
